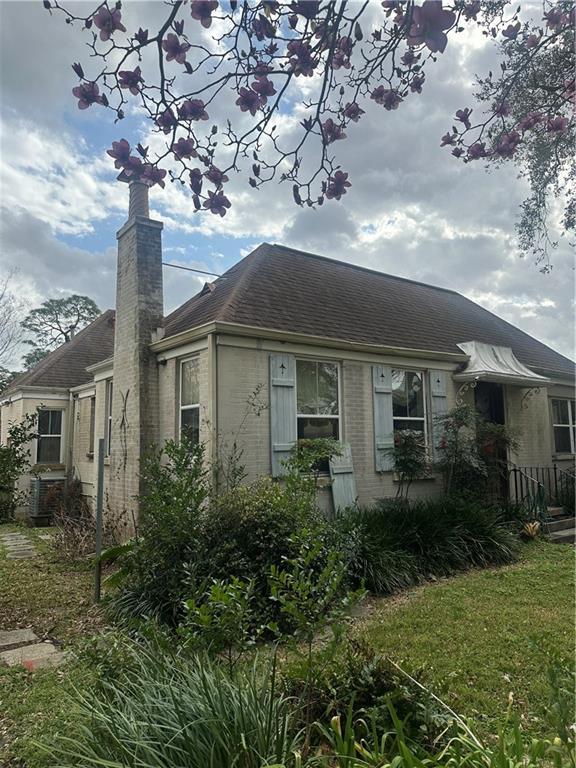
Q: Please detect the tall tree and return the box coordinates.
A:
[21,294,100,370]
[45,0,574,267]
[0,271,23,369]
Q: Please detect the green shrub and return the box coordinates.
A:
[281,637,450,747]
[0,411,38,522]
[338,497,520,596]
[46,643,301,768]
[106,439,208,625]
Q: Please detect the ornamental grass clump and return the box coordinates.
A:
[339,497,520,596]
[47,644,300,768]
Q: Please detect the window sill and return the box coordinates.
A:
[552,453,575,461]
[31,464,65,473]
[392,472,436,483]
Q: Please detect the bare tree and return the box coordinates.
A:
[0,271,23,369]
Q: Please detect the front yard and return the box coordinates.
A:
[359,541,574,738]
[0,521,573,767]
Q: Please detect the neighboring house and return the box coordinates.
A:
[1,180,574,523]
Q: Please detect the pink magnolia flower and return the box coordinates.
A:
[203,190,231,216]
[332,36,353,69]
[502,21,521,40]
[141,164,167,188]
[179,99,209,121]
[526,33,540,48]
[235,87,264,116]
[189,168,203,194]
[93,7,126,41]
[72,81,103,109]
[401,50,420,67]
[190,0,218,29]
[252,13,275,40]
[107,139,131,168]
[371,86,403,110]
[287,40,317,77]
[462,1,481,21]
[156,108,177,134]
[251,76,276,101]
[410,73,425,93]
[547,115,569,134]
[494,101,510,117]
[451,147,464,157]
[517,111,543,132]
[543,7,564,30]
[343,102,364,122]
[119,66,143,95]
[467,141,486,160]
[455,107,472,129]
[205,165,229,186]
[407,1,456,54]
[495,130,521,157]
[326,170,351,200]
[134,27,149,45]
[123,155,144,177]
[171,138,197,160]
[440,131,456,146]
[162,33,190,64]
[322,118,346,144]
[290,0,319,19]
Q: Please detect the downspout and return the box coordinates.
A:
[66,392,77,487]
[208,331,219,469]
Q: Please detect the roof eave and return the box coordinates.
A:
[153,320,470,362]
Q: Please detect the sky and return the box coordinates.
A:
[0,0,573,370]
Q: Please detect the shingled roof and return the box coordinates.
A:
[2,310,116,397]
[165,243,574,378]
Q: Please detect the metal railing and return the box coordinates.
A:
[511,464,575,510]
[508,464,551,528]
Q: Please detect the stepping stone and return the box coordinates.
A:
[6,549,37,559]
[38,533,53,541]
[0,629,38,651]
[0,642,66,670]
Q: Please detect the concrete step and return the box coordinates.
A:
[549,528,575,545]
[547,517,576,533]
[0,641,66,670]
[0,629,38,652]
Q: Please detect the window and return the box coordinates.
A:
[36,409,63,464]
[180,358,200,445]
[296,360,340,441]
[105,380,113,456]
[551,398,575,454]
[392,370,426,435]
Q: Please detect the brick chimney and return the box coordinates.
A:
[109,178,163,524]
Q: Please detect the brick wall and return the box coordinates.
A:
[109,206,164,523]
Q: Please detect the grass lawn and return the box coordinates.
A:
[0,523,103,767]
[358,540,575,739]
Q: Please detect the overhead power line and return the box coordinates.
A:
[162,262,222,278]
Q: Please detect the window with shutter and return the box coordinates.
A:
[429,369,449,461]
[373,365,394,472]
[270,353,297,476]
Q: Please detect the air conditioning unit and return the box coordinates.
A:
[29,478,65,527]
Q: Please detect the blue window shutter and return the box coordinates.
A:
[430,370,449,462]
[270,353,297,477]
[329,443,357,511]
[373,365,394,472]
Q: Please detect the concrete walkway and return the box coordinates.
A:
[0,531,37,559]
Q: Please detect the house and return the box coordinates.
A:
[1,180,574,524]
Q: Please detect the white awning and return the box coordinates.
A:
[453,341,550,387]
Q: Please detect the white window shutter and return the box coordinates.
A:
[430,369,449,461]
[270,353,297,477]
[329,443,357,511]
[373,365,394,472]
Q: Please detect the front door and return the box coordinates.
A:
[475,382,508,499]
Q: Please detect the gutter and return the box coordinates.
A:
[150,320,470,363]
